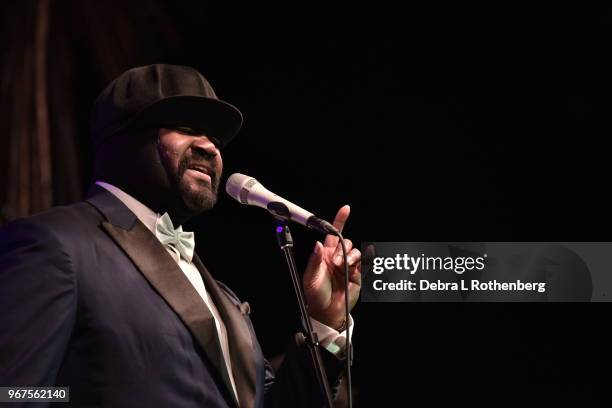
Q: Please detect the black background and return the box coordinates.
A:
[178,4,609,406]
[34,2,612,406]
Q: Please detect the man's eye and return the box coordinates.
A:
[209,137,222,149]
[174,127,196,135]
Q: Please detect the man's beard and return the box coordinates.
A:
[172,155,221,213]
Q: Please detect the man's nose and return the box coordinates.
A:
[191,136,218,159]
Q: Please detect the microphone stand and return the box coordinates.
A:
[274,217,334,408]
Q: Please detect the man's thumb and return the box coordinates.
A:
[305,241,324,274]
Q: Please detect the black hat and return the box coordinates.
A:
[91,64,243,149]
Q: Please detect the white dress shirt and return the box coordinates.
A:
[96,181,353,400]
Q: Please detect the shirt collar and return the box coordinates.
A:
[95,181,160,233]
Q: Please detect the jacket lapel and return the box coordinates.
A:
[193,254,257,408]
[86,186,238,406]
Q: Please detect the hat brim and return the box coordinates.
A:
[121,95,243,148]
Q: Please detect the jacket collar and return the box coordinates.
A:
[85,184,256,408]
[86,183,138,230]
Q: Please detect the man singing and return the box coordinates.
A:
[0,64,361,407]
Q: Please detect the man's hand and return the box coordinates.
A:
[303,205,361,331]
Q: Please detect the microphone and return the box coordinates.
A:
[225,173,339,235]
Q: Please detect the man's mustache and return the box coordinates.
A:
[179,158,219,188]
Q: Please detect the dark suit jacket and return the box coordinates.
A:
[0,185,343,407]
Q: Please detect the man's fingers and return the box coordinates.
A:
[332,239,353,267]
[324,205,350,248]
[332,248,362,285]
[347,248,361,266]
[350,259,362,286]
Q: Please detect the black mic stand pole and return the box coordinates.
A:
[274,216,334,408]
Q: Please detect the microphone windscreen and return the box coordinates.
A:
[225,173,258,204]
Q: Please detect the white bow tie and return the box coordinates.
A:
[154,212,195,262]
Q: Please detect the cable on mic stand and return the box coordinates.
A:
[336,231,353,408]
[270,202,353,408]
